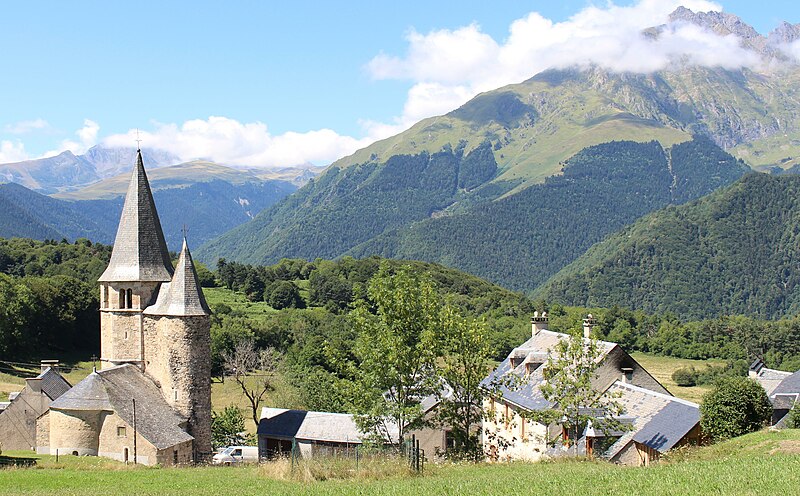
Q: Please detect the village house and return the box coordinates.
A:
[0,362,70,450]
[35,150,213,465]
[482,313,701,466]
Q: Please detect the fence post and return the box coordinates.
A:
[415,438,420,472]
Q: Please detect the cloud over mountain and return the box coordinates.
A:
[366,0,779,136]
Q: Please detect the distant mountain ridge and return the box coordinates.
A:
[0,146,180,194]
[0,179,296,250]
[0,145,320,195]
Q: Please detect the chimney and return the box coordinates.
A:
[582,314,595,339]
[621,367,633,384]
[531,311,549,336]
[40,359,59,374]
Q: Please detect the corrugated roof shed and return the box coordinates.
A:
[258,408,364,444]
[98,150,173,283]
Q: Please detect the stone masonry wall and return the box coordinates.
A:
[49,409,103,456]
[100,282,161,369]
[0,382,51,450]
[143,315,212,456]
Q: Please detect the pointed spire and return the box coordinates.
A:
[99,150,173,282]
[144,236,211,316]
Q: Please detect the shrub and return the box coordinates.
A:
[700,376,772,442]
[672,366,698,387]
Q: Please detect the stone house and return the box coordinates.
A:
[482,313,700,466]
[0,364,70,450]
[40,150,212,465]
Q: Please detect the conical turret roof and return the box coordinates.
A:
[144,237,211,316]
[98,150,173,282]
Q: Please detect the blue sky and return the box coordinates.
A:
[1,1,798,167]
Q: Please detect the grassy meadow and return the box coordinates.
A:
[1,429,798,495]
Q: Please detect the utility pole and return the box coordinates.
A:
[132,398,138,465]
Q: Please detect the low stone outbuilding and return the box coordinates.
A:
[0,366,70,451]
[258,407,366,459]
[42,364,193,465]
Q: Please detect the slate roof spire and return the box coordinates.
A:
[98,149,173,282]
[144,236,211,316]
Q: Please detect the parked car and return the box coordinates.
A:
[212,446,259,465]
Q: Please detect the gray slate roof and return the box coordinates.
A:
[98,150,173,282]
[35,367,71,400]
[753,366,793,396]
[605,381,700,458]
[50,364,193,450]
[771,370,800,398]
[258,408,364,444]
[481,329,617,412]
[144,238,210,316]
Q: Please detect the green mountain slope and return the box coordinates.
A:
[199,44,800,284]
[199,137,748,292]
[536,173,800,319]
[347,137,748,290]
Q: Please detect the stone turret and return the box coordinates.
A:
[98,150,173,369]
[143,238,212,456]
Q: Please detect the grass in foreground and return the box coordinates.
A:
[2,430,798,496]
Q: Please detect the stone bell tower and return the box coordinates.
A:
[97,149,173,369]
[143,238,212,456]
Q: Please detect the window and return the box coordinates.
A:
[117,426,126,437]
[173,389,178,401]
[126,289,133,309]
[232,448,242,457]
[173,450,178,464]
[444,430,457,451]
[119,289,125,308]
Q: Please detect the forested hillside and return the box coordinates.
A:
[0,238,111,357]
[350,137,748,290]
[201,137,748,292]
[537,173,800,319]
[198,142,501,264]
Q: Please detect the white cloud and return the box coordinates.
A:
[364,0,765,134]
[102,116,373,167]
[4,119,50,134]
[43,119,100,157]
[0,140,29,163]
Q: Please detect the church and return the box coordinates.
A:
[36,150,212,465]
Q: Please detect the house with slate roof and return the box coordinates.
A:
[482,313,701,466]
[0,364,70,450]
[765,368,800,427]
[39,150,212,465]
[749,359,792,397]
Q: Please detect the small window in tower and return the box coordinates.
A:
[119,289,125,309]
[117,426,126,437]
[126,289,133,309]
[174,389,178,401]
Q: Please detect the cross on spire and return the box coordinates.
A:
[181,224,189,239]
[135,129,142,151]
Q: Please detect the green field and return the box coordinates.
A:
[1,430,798,495]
